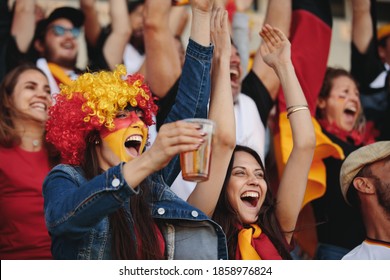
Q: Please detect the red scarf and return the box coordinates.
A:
[318,119,379,146]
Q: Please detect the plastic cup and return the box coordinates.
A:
[180,118,215,182]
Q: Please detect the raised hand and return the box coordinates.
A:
[210,8,231,59]
[259,24,291,70]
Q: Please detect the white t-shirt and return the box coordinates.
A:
[170,93,265,200]
[123,43,145,75]
[342,239,390,260]
[234,93,265,162]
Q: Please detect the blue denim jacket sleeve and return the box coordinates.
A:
[161,39,214,186]
[43,163,137,238]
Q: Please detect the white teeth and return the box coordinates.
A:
[241,191,259,198]
[31,103,46,110]
[62,42,73,49]
[345,107,356,113]
[126,135,142,142]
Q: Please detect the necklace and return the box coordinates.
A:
[32,139,40,147]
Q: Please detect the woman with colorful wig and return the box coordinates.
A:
[0,63,59,259]
[42,0,236,260]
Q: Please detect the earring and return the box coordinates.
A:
[95,139,100,145]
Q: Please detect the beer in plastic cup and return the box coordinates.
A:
[180,118,215,182]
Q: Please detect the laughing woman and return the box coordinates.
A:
[211,25,316,260]
[0,64,59,259]
[310,67,378,259]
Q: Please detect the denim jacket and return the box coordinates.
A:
[43,164,227,259]
[43,39,228,259]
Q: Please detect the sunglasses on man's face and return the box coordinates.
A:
[50,25,81,38]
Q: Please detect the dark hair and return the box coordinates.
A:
[212,145,292,259]
[82,131,163,260]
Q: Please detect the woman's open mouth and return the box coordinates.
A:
[240,191,260,208]
[124,135,142,157]
[343,105,358,125]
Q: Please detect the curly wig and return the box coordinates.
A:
[46,65,158,165]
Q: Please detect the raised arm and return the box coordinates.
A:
[260,25,315,244]
[159,0,215,186]
[144,0,181,98]
[102,0,131,70]
[232,0,253,76]
[250,0,292,101]
[187,7,236,216]
[80,0,102,47]
[169,3,190,38]
[239,0,293,128]
[11,0,36,53]
[81,0,131,70]
[190,0,213,46]
[349,0,384,91]
[351,0,373,54]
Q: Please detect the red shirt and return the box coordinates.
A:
[0,146,52,259]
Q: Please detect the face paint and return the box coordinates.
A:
[100,111,148,162]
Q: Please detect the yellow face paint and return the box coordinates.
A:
[100,112,148,162]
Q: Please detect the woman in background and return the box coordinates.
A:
[0,64,59,259]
